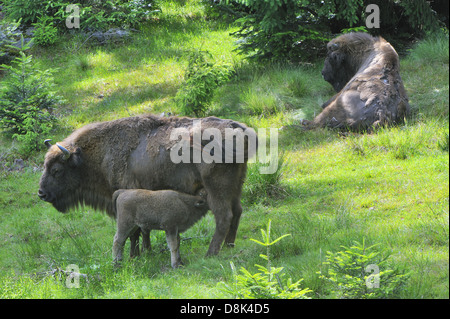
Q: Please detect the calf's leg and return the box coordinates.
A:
[113,231,127,263]
[113,222,137,263]
[165,228,182,268]
[129,228,140,258]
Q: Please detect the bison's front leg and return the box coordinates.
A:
[224,197,243,248]
[224,164,246,248]
[203,164,245,256]
[207,200,233,256]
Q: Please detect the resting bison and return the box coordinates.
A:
[308,32,410,131]
[112,188,208,268]
[38,114,257,256]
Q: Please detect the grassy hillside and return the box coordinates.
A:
[0,0,448,299]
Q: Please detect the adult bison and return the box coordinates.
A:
[306,32,410,131]
[38,114,257,256]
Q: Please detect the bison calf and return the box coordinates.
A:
[112,188,208,268]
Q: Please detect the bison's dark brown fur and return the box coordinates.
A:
[38,114,257,256]
[309,32,410,131]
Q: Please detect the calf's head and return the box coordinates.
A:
[194,188,208,208]
[38,140,83,213]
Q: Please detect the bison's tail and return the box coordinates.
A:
[112,189,126,218]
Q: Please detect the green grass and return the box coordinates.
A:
[0,1,448,299]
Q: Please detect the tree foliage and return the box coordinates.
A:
[218,220,312,299]
[175,50,233,117]
[0,39,63,155]
[317,240,409,299]
[2,0,160,31]
[210,0,445,63]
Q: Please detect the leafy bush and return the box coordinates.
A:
[0,20,23,65]
[317,240,409,299]
[0,40,63,155]
[2,0,46,26]
[32,16,59,47]
[218,220,312,299]
[13,112,53,157]
[2,0,160,31]
[175,50,233,117]
[72,0,159,31]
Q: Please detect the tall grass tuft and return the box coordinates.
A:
[345,121,448,159]
[408,32,449,65]
[243,152,288,204]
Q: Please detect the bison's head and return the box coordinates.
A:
[322,33,376,92]
[38,140,83,213]
[321,42,351,92]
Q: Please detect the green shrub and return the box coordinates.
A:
[2,0,160,31]
[13,112,53,157]
[175,50,233,117]
[2,0,46,26]
[0,20,23,65]
[32,16,59,47]
[218,220,312,299]
[317,240,409,299]
[0,41,63,155]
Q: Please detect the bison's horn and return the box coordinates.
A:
[330,43,339,51]
[44,139,52,149]
[56,143,71,161]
